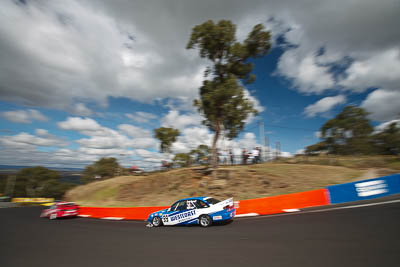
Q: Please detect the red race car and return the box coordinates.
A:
[40,202,79,220]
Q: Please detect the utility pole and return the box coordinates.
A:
[258,120,265,161]
[265,136,270,161]
[275,141,281,159]
[258,120,265,146]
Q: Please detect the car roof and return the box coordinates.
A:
[56,201,76,205]
[176,197,210,202]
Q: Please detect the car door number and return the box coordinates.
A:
[162,215,169,223]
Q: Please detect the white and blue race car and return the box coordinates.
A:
[147,197,235,227]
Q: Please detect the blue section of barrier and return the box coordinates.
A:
[327,174,400,204]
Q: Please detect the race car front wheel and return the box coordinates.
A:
[199,215,212,227]
[152,216,162,227]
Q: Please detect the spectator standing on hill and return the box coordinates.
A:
[252,147,259,164]
[162,160,172,170]
[242,149,248,165]
[219,149,228,165]
[229,149,234,165]
[248,150,254,164]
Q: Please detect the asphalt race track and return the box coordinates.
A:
[1,201,399,267]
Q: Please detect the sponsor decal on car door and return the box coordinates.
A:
[168,209,197,225]
[164,200,198,225]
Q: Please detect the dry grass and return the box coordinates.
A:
[64,175,146,207]
[65,162,369,207]
[278,155,400,170]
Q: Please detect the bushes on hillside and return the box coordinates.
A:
[1,166,75,198]
[82,157,122,184]
[306,106,400,155]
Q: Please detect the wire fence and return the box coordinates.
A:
[143,148,282,172]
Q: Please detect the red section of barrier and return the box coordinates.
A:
[236,189,329,215]
[79,189,329,220]
[79,206,168,220]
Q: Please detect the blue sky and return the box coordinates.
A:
[0,0,399,169]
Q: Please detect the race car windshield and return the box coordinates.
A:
[205,198,220,205]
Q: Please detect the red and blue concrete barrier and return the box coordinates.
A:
[327,174,400,204]
[79,206,169,220]
[78,173,400,220]
[235,189,329,216]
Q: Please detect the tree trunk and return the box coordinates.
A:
[211,124,220,170]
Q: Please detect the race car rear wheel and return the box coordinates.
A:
[152,216,162,227]
[199,215,212,227]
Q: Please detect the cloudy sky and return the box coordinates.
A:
[0,0,399,169]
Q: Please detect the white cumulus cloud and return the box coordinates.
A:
[125,112,158,124]
[58,117,157,150]
[0,132,67,147]
[0,109,48,123]
[118,124,152,138]
[70,103,93,117]
[58,117,102,132]
[277,50,335,94]
[0,0,206,111]
[373,119,400,133]
[361,89,400,121]
[304,95,346,117]
[340,48,400,92]
[161,110,203,131]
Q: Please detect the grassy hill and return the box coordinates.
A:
[64,157,400,207]
[276,155,400,171]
